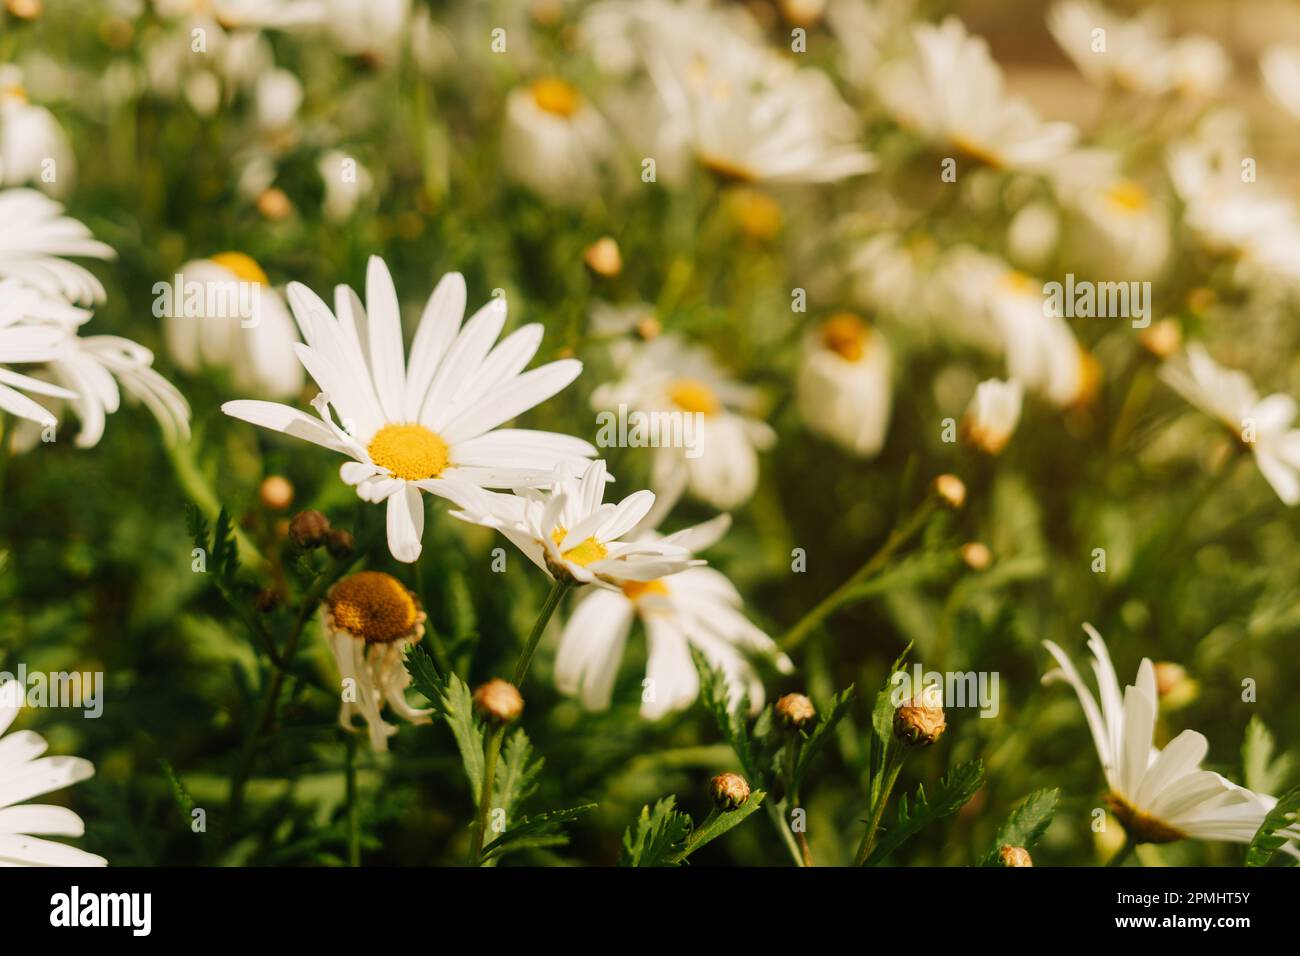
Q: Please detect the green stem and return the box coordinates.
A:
[470,724,506,865]
[345,733,360,867]
[1106,835,1136,867]
[855,750,906,866]
[784,737,814,866]
[512,578,572,685]
[782,498,937,652]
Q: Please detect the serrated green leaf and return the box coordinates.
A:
[620,796,692,867]
[981,788,1058,865]
[792,686,854,794]
[1243,717,1294,796]
[408,666,484,803]
[158,759,196,824]
[493,728,543,824]
[403,645,441,705]
[671,791,766,864]
[481,804,596,863]
[692,648,763,782]
[1245,784,1300,867]
[864,759,984,866]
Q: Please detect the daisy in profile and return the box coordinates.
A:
[501,77,613,204]
[592,334,774,510]
[450,459,698,588]
[0,188,114,305]
[0,684,106,866]
[319,570,432,752]
[796,312,892,458]
[555,503,792,719]
[1043,625,1298,850]
[961,378,1023,455]
[1159,343,1300,505]
[0,65,75,198]
[163,252,303,399]
[223,257,593,562]
[875,17,1076,172]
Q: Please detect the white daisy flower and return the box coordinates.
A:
[450,459,699,588]
[0,188,114,305]
[500,78,613,204]
[0,280,82,427]
[876,17,1076,172]
[849,232,949,326]
[796,312,892,458]
[322,0,411,64]
[591,334,774,510]
[961,378,1023,456]
[317,150,373,223]
[0,686,106,866]
[319,570,432,752]
[1159,343,1300,506]
[0,65,75,198]
[1043,625,1297,847]
[557,509,792,719]
[1261,44,1300,124]
[163,252,304,400]
[222,256,594,563]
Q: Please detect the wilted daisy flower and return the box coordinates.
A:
[163,252,303,400]
[1159,343,1300,505]
[223,257,593,562]
[1261,45,1300,123]
[320,570,432,752]
[876,17,1076,172]
[1048,1,1229,99]
[501,77,613,203]
[961,378,1022,455]
[0,64,74,197]
[451,459,699,587]
[556,509,792,719]
[796,312,892,458]
[0,188,114,305]
[1043,625,1296,848]
[592,334,774,510]
[0,687,106,866]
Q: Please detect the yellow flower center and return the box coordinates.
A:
[368,423,450,481]
[328,571,421,644]
[1106,179,1149,214]
[727,187,782,240]
[531,77,581,117]
[951,134,1003,169]
[210,251,270,286]
[999,270,1036,296]
[550,526,608,567]
[621,579,669,601]
[668,378,722,416]
[699,153,758,184]
[820,312,869,362]
[1104,793,1186,844]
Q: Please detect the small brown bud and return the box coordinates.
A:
[998,845,1033,867]
[709,772,751,811]
[635,315,662,341]
[258,475,294,511]
[934,474,966,510]
[288,509,331,548]
[774,693,816,732]
[6,0,42,19]
[1139,319,1182,360]
[1153,662,1187,698]
[583,237,622,277]
[473,679,524,726]
[324,528,355,559]
[257,187,292,221]
[960,542,992,571]
[894,696,946,746]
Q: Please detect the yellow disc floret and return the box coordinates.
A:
[328,571,421,644]
[210,251,270,286]
[531,77,581,117]
[668,378,722,416]
[550,526,608,567]
[621,579,669,601]
[820,312,869,362]
[367,423,449,481]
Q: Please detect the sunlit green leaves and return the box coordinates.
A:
[981,788,1058,865]
[863,759,985,866]
[1245,784,1300,867]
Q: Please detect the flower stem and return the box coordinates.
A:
[783,738,814,867]
[781,497,937,652]
[470,723,507,865]
[512,578,572,685]
[855,749,906,866]
[1106,835,1136,867]
[345,733,360,867]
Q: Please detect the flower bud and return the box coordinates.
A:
[709,772,751,811]
[1139,319,1181,360]
[775,693,816,732]
[998,845,1032,867]
[258,475,294,511]
[933,474,966,510]
[583,237,622,278]
[324,528,355,559]
[894,696,946,746]
[960,542,992,571]
[257,187,292,221]
[6,0,42,20]
[473,679,524,726]
[288,509,331,548]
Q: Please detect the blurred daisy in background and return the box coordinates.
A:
[163,252,303,400]
[501,76,613,203]
[0,686,106,866]
[797,311,892,458]
[556,506,792,720]
[0,64,74,197]
[223,257,593,562]
[319,570,431,752]
[876,17,1076,172]
[1260,44,1300,123]
[592,333,774,510]
[962,378,1023,456]
[317,150,373,223]
[1160,343,1300,505]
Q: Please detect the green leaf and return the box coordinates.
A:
[692,648,762,782]
[871,643,913,750]
[481,804,596,863]
[620,797,693,867]
[158,759,196,825]
[493,729,543,824]
[403,645,442,706]
[671,791,766,864]
[792,686,854,794]
[981,788,1058,865]
[1243,717,1294,796]
[405,660,484,803]
[1245,784,1300,867]
[864,759,985,866]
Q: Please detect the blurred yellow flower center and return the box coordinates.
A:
[669,378,721,416]
[550,527,608,566]
[821,312,869,362]
[699,153,757,184]
[951,134,1002,168]
[210,251,269,286]
[532,77,581,117]
[727,187,782,240]
[368,423,449,480]
[621,579,669,601]
[1106,180,1149,214]
[999,270,1036,296]
[1104,793,1185,844]
[328,571,420,644]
